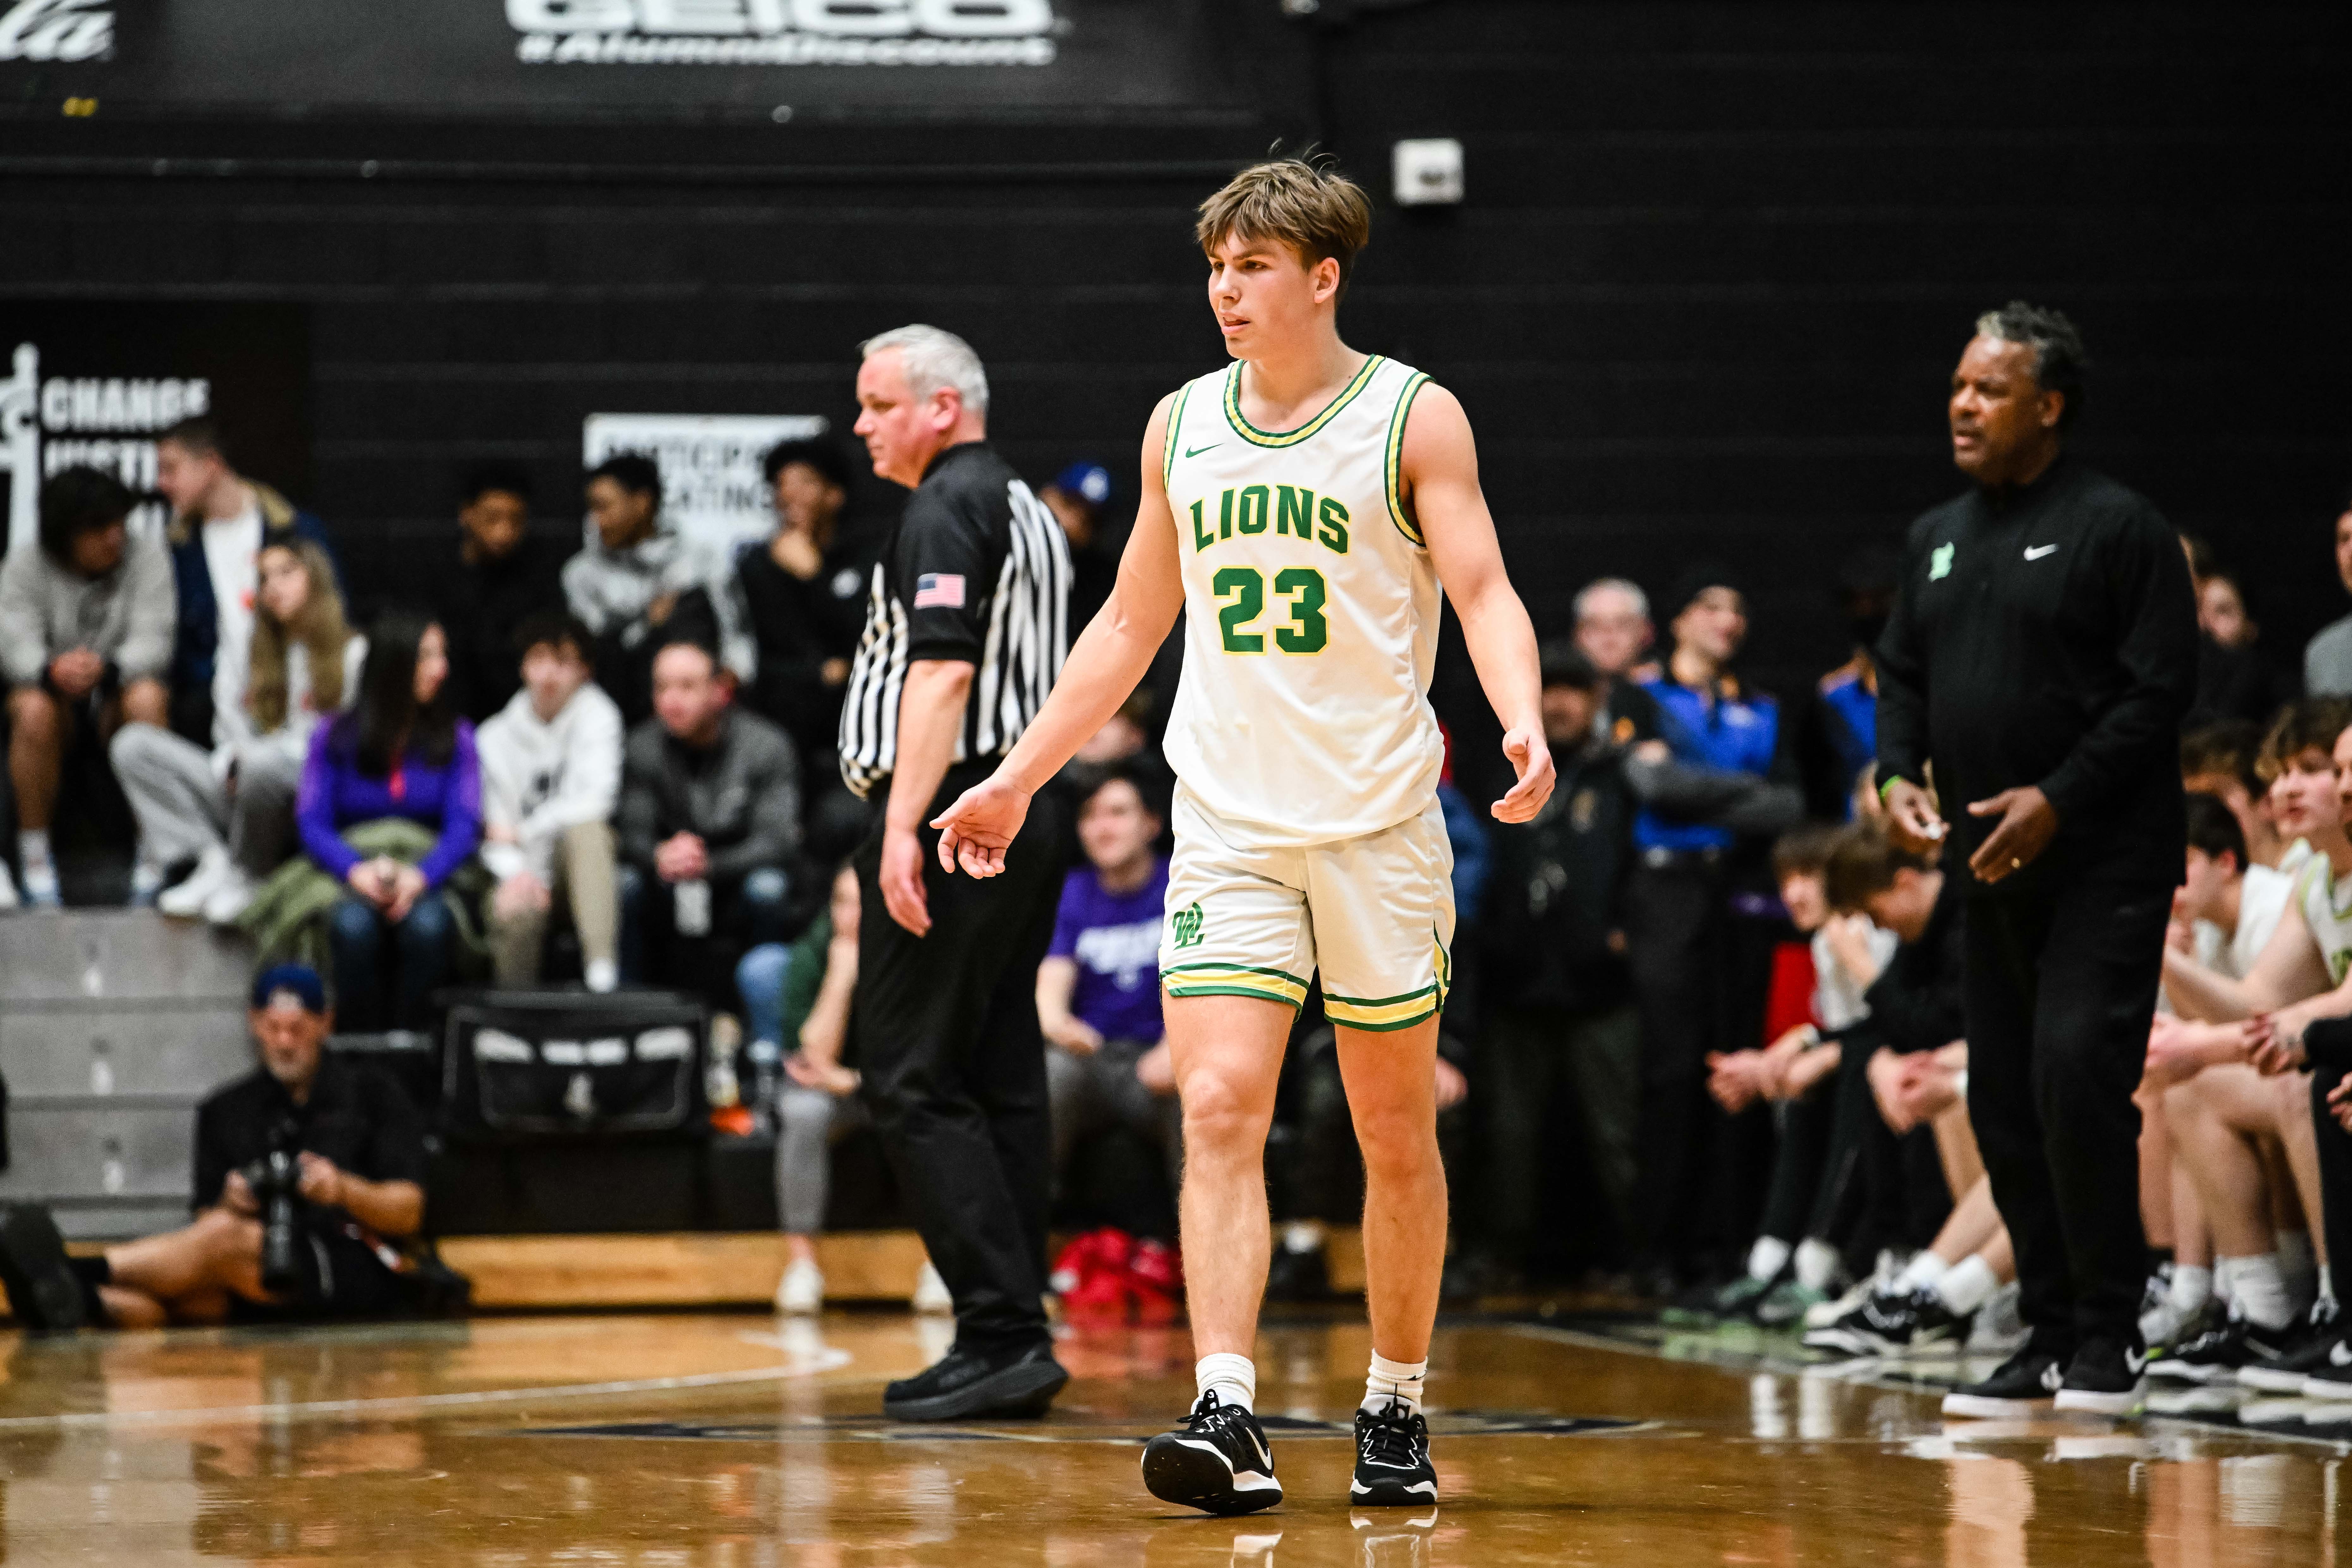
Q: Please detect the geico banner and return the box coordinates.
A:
[0,304,310,556]
[0,0,1226,112]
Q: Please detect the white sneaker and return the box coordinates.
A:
[202,866,257,926]
[912,1260,954,1315]
[158,846,232,919]
[18,860,62,909]
[0,861,18,911]
[584,958,619,994]
[775,1257,825,1315]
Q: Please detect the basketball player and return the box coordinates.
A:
[929,159,1552,1513]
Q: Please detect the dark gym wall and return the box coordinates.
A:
[5,3,2347,772]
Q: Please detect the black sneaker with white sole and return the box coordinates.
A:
[2238,1297,2343,1393]
[1941,1339,2070,1418]
[1141,1392,1283,1516]
[1351,1399,1439,1506]
[0,1204,86,1332]
[1804,1286,1968,1357]
[2148,1310,2296,1385]
[2300,1335,2352,1401]
[2053,1334,2149,1416]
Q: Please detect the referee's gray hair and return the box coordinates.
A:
[859,324,990,420]
[1574,576,1650,623]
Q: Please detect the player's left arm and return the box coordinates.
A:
[1403,383,1554,824]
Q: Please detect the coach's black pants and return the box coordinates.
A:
[854,765,1065,1353]
[1963,872,2170,1347]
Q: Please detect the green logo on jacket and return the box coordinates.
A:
[1929,543,1955,581]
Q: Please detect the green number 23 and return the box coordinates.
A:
[1212,566,1328,655]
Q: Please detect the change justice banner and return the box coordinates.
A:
[0,303,309,555]
[0,0,1231,117]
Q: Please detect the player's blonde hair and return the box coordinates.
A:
[1195,158,1373,301]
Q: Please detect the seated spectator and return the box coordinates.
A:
[2182,719,2286,869]
[762,863,950,1317]
[1037,765,1179,1216]
[114,537,362,926]
[435,463,568,724]
[738,436,878,771]
[295,613,481,1034]
[2189,562,2284,728]
[564,454,751,726]
[0,965,425,1329]
[0,466,173,908]
[1689,824,1897,1324]
[1470,644,1641,1286]
[152,416,337,754]
[2303,491,2352,697]
[1038,461,1120,633]
[617,638,801,1006]
[478,612,623,992]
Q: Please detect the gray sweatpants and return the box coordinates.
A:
[775,1084,869,1235]
[108,722,302,874]
[1045,1039,1183,1206]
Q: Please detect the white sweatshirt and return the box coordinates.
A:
[215,632,368,772]
[476,681,625,882]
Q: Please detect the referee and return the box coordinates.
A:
[838,324,1073,1421]
[1877,302,2197,1418]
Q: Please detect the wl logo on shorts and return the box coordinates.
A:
[1169,902,1205,950]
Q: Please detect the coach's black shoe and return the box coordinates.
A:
[2054,1334,2149,1416]
[881,1340,1067,1422]
[2149,1310,2295,1386]
[0,1204,86,1332]
[1141,1391,1283,1516]
[1941,1337,2070,1418]
[2239,1296,2344,1392]
[1351,1399,1439,1506]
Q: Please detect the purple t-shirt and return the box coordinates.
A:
[1048,859,1170,1046]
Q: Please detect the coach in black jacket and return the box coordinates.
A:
[1877,302,2197,1414]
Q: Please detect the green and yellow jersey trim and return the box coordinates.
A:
[1222,355,1386,449]
[1162,380,1197,488]
[1162,962,1310,1010]
[1385,370,1433,546]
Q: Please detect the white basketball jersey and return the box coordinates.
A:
[1159,355,1445,846]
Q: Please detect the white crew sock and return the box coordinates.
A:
[1363,1352,1428,1418]
[1934,1255,2000,1316]
[18,829,51,871]
[1747,1236,1792,1283]
[1894,1250,1950,1294]
[2278,1230,2318,1306]
[2168,1264,2214,1314]
[1281,1221,1326,1255]
[2217,1253,2295,1330]
[1794,1238,1841,1293]
[1195,1352,1256,1413]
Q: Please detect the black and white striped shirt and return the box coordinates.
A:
[838,442,1071,799]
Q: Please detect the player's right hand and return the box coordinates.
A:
[931,772,1034,879]
[1880,775,1948,854]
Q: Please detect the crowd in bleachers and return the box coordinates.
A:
[9,407,2352,1376]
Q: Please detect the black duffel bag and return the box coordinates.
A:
[441,991,708,1142]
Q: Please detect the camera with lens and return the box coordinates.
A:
[239,1118,307,1296]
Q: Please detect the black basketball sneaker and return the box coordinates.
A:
[1942,1338,2070,1418]
[1351,1399,1439,1506]
[1141,1391,1283,1516]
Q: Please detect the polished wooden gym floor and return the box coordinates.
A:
[0,1310,2341,1565]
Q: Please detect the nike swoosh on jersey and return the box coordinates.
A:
[2023,544,2059,560]
[2124,1349,2148,1375]
[1184,443,1220,458]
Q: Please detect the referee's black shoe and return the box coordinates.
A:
[881,1339,1067,1422]
[0,1204,87,1332]
[2053,1334,2149,1416]
[1941,1335,2070,1418]
[1352,1399,1439,1506]
[1141,1391,1283,1515]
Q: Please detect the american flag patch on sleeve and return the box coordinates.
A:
[913,573,966,609]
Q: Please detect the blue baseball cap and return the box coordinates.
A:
[1051,462,1113,509]
[252,963,327,1015]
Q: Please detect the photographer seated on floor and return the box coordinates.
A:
[0,965,427,1331]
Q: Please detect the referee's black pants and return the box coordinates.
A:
[1962,869,2171,1348]
[853,765,1065,1354]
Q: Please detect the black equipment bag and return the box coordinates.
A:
[441,991,707,1142]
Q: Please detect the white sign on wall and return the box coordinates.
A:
[583,411,830,553]
[1,341,212,552]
